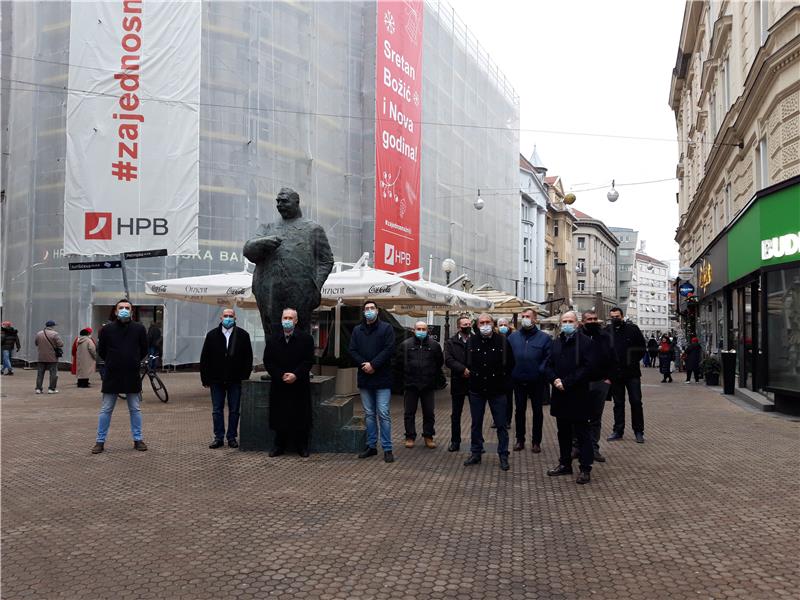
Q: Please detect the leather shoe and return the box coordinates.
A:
[463,454,481,466]
[447,442,460,452]
[531,443,542,454]
[358,447,377,459]
[499,456,510,471]
[133,440,148,451]
[269,447,285,457]
[547,464,573,476]
[91,442,104,454]
[513,441,524,451]
[227,439,239,449]
[423,436,436,449]
[576,470,591,484]
[383,451,394,463]
[593,451,606,462]
[635,432,645,444]
[404,438,415,449]
[298,448,310,458]
[607,432,623,441]
[209,439,224,449]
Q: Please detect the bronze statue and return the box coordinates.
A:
[244,188,334,336]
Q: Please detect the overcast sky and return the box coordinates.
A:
[451,0,685,270]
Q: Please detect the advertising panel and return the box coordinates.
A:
[374,0,423,277]
[64,0,201,256]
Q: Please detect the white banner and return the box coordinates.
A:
[64,0,200,256]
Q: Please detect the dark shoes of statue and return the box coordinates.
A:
[298,448,310,458]
[227,439,239,449]
[499,456,510,471]
[269,447,285,457]
[547,464,573,476]
[133,440,148,451]
[576,470,591,485]
[513,441,524,451]
[594,451,606,462]
[209,439,224,449]
[383,451,394,463]
[91,442,104,454]
[447,442,460,452]
[531,443,542,454]
[358,447,377,459]
[635,432,645,444]
[607,432,623,441]
[463,454,481,466]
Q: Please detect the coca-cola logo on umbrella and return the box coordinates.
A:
[369,285,393,294]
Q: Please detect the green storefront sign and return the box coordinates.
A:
[728,181,800,282]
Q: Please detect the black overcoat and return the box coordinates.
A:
[263,330,314,432]
[684,342,703,371]
[544,332,594,420]
[98,320,148,394]
[400,335,444,390]
[444,333,471,396]
[199,325,254,385]
[606,321,647,381]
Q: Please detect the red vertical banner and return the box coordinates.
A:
[375,0,423,278]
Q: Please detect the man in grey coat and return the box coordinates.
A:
[34,320,63,394]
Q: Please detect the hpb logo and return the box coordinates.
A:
[384,242,411,267]
[85,212,113,240]
[84,212,169,240]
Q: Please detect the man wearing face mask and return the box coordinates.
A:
[92,299,149,454]
[399,321,444,449]
[605,306,647,443]
[263,308,315,457]
[507,307,552,453]
[464,313,515,471]
[349,301,396,463]
[200,308,254,449]
[444,315,474,452]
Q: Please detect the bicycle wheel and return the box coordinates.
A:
[149,373,169,403]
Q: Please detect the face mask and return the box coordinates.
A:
[583,322,601,335]
[611,317,623,326]
[520,317,533,329]
[460,326,472,335]
[479,324,493,336]
[364,309,377,321]
[561,323,576,335]
[117,308,131,321]
[222,317,235,329]
[499,326,509,334]
[282,319,295,331]
[415,330,427,340]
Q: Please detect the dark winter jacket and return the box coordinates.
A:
[658,341,675,375]
[581,324,617,382]
[507,326,552,382]
[646,338,659,354]
[606,320,647,381]
[445,332,472,396]
[544,331,594,420]
[263,330,315,432]
[199,325,254,386]
[1,326,21,352]
[684,342,703,370]
[400,335,444,390]
[349,319,396,389]
[466,332,515,396]
[97,319,148,394]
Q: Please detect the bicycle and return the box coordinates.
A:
[141,354,169,402]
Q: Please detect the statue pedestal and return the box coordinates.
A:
[239,375,366,453]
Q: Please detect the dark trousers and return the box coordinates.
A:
[557,417,593,472]
[404,387,435,439]
[468,392,508,456]
[275,429,309,451]
[210,382,242,441]
[505,389,514,427]
[648,352,658,367]
[450,392,468,444]
[611,377,644,435]
[685,367,701,382]
[574,381,609,452]
[77,378,90,388]
[36,362,58,391]
[513,380,545,444]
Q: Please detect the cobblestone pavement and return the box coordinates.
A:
[2,366,799,599]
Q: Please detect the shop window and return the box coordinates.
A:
[765,267,800,392]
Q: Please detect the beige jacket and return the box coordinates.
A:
[75,336,97,379]
[35,327,64,363]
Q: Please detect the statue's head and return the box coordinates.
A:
[276,187,302,219]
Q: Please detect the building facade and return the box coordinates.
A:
[629,253,671,339]
[570,210,619,316]
[543,176,576,306]
[669,1,799,410]
[518,152,547,302]
[0,0,520,365]
[609,227,639,314]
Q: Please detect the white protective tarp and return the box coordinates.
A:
[64,0,201,256]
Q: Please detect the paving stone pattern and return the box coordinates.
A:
[2,367,799,599]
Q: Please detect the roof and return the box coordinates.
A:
[519,153,536,173]
[544,176,558,185]
[635,252,670,267]
[571,208,593,220]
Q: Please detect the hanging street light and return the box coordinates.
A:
[607,179,619,202]
[474,189,484,210]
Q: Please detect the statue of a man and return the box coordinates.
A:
[244,187,334,336]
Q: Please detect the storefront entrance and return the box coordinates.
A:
[734,280,761,392]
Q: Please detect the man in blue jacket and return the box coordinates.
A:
[349,301,396,463]
[507,308,552,453]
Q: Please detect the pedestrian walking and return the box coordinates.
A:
[445,315,473,452]
[463,313,515,471]
[683,337,703,383]
[91,299,148,454]
[1,321,21,375]
[507,308,551,453]
[400,321,444,449]
[200,308,253,449]
[34,320,64,394]
[658,335,676,383]
[647,336,659,368]
[606,307,647,444]
[263,308,314,457]
[545,311,595,484]
[74,328,97,388]
[349,301,396,463]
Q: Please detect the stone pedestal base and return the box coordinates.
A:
[239,376,366,453]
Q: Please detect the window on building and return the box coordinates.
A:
[724,183,732,222]
[757,0,769,45]
[577,258,586,274]
[523,238,530,262]
[577,236,586,250]
[757,136,768,189]
[554,222,559,237]
[722,56,730,109]
[577,280,585,292]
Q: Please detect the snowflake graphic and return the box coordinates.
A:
[384,11,395,35]
[412,91,420,107]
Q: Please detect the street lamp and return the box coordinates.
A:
[474,189,484,210]
[442,258,456,339]
[607,180,619,203]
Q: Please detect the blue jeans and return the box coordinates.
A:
[360,388,392,451]
[469,392,509,456]
[210,382,241,441]
[2,349,12,373]
[96,393,143,442]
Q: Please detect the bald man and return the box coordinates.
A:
[400,321,444,449]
